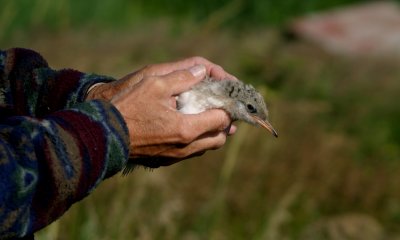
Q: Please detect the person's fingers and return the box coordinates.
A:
[228,124,237,135]
[142,56,211,75]
[180,57,238,80]
[128,130,227,166]
[117,70,146,88]
[171,56,229,79]
[162,67,206,95]
[208,64,238,80]
[160,131,227,159]
[143,56,237,80]
[180,109,231,138]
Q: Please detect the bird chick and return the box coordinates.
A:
[123,77,277,174]
[177,77,278,137]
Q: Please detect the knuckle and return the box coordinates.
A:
[179,129,194,144]
[173,71,186,80]
[212,133,227,149]
[146,76,165,89]
[215,65,224,71]
[212,64,225,73]
[180,70,194,80]
[177,123,194,143]
[173,68,191,77]
[216,111,231,131]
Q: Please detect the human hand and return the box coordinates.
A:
[86,57,237,167]
[86,56,237,101]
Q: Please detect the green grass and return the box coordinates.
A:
[3,0,400,239]
[0,0,377,40]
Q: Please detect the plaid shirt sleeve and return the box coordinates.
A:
[0,48,129,239]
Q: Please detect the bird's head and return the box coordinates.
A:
[222,80,278,137]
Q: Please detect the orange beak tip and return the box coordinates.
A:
[251,115,278,138]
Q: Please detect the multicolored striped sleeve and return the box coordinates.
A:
[0,48,116,116]
[0,48,130,239]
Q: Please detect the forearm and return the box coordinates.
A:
[0,100,129,239]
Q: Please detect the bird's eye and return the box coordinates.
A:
[247,104,257,113]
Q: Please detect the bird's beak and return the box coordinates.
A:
[251,115,278,138]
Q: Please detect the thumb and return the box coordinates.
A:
[164,65,206,95]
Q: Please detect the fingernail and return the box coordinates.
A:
[228,124,237,135]
[189,65,206,78]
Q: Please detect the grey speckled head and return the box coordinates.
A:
[180,77,278,137]
[218,80,268,120]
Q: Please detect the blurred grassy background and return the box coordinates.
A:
[2,0,400,239]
